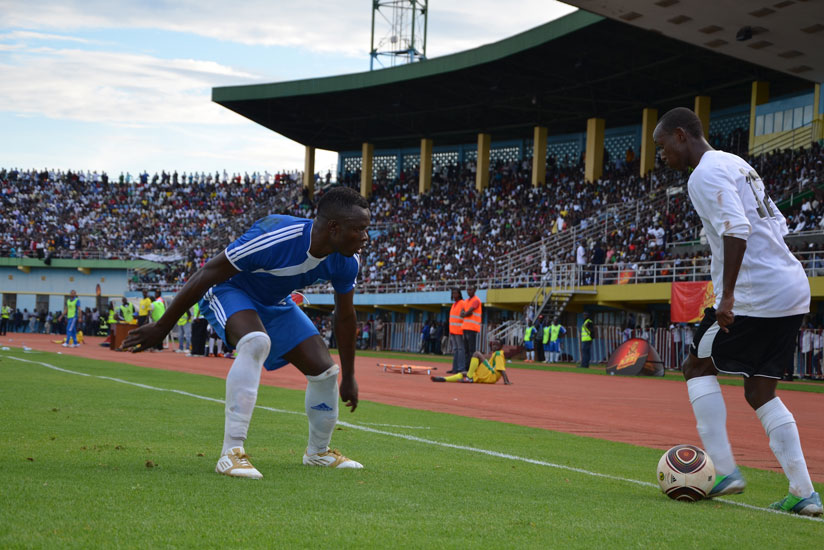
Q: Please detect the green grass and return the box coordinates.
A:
[1,348,821,549]
[357,349,824,394]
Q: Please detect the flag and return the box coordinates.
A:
[671,281,715,323]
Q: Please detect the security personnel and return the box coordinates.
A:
[149,291,166,351]
[580,312,595,369]
[119,297,136,324]
[461,285,482,371]
[0,303,10,335]
[523,321,536,362]
[447,288,465,374]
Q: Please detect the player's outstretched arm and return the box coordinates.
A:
[334,289,358,412]
[121,252,239,352]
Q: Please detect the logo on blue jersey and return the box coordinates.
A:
[310,402,334,412]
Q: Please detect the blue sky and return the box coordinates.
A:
[0,0,576,178]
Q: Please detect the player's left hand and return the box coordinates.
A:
[339,375,359,412]
[716,294,735,333]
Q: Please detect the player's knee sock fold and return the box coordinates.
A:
[222,331,270,455]
[757,397,815,498]
[305,364,340,455]
[687,376,736,476]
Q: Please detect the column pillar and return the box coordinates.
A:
[360,142,373,198]
[640,108,657,178]
[814,83,823,141]
[748,81,770,153]
[694,96,711,139]
[476,133,491,192]
[303,146,315,200]
[419,138,433,194]
[531,126,547,187]
[585,117,605,183]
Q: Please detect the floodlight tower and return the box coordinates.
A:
[370,0,428,70]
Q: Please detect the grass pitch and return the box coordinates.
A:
[1,348,820,549]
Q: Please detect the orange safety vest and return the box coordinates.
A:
[462,295,482,333]
[449,300,465,335]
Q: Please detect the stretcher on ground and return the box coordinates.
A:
[377,362,437,375]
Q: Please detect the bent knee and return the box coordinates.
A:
[236,331,271,363]
[681,353,717,380]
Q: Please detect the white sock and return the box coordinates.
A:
[757,397,815,498]
[222,331,270,455]
[305,364,340,456]
[687,376,736,476]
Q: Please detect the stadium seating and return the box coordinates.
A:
[1,138,821,292]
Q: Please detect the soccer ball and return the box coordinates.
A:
[657,444,715,502]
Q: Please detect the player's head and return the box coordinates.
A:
[316,187,370,257]
[121,297,128,305]
[142,288,148,297]
[69,290,76,298]
[653,107,706,172]
[488,339,502,351]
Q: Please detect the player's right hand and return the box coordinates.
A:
[716,294,735,333]
[121,323,167,352]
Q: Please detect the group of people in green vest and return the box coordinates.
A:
[523,312,595,367]
[523,316,567,363]
[97,290,197,353]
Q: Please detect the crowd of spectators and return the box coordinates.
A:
[1,135,821,292]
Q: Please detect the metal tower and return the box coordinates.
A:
[370,0,428,70]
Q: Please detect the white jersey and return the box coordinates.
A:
[687,150,809,317]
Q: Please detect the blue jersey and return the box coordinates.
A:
[223,215,359,304]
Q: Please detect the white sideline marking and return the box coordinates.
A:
[4,353,822,523]
[353,422,430,430]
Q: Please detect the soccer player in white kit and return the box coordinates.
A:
[654,107,821,516]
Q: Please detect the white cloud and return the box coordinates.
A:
[0,46,258,125]
[0,0,576,58]
[0,0,577,174]
[0,30,97,43]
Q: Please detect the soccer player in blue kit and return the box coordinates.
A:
[123,187,370,478]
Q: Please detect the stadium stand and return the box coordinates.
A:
[1,138,822,293]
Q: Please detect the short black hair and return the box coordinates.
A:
[316,186,369,219]
[657,107,704,139]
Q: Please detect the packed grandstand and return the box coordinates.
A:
[1,137,821,293]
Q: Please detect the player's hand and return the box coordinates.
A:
[121,322,167,352]
[339,375,359,412]
[716,295,735,333]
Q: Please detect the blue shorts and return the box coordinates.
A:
[524,341,534,351]
[545,341,561,353]
[200,284,318,371]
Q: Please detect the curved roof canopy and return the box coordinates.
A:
[212,10,811,152]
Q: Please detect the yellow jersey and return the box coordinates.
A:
[474,350,506,384]
[138,297,152,316]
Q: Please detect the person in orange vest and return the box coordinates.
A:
[460,285,482,371]
[446,288,465,374]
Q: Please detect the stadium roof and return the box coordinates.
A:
[212,10,813,152]
[565,0,824,84]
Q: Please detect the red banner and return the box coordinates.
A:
[671,281,714,323]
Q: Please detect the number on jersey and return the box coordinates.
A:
[739,167,775,219]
